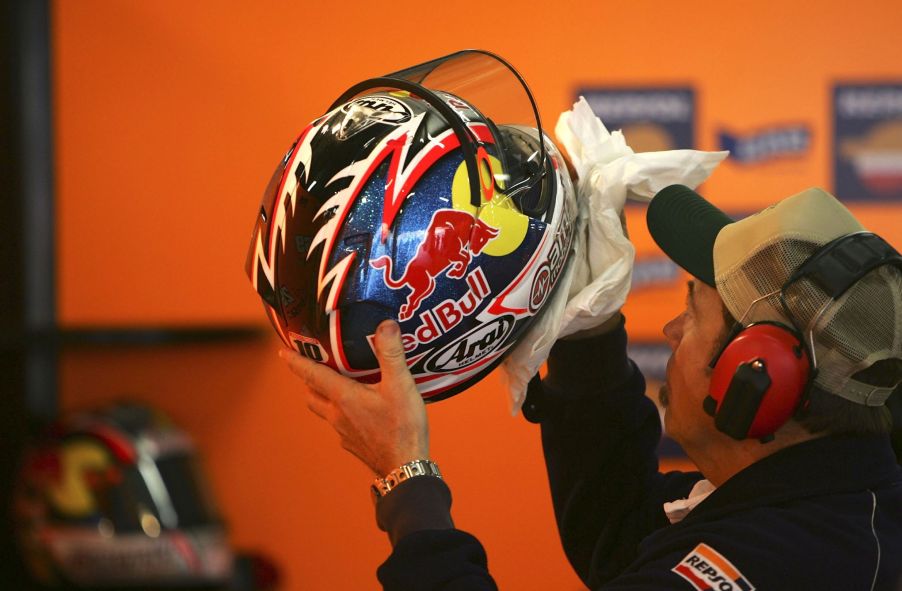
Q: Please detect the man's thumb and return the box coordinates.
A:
[374,320,409,378]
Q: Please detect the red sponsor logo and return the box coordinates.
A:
[527,196,573,313]
[371,209,499,321]
[529,263,552,313]
[400,266,491,352]
[672,543,755,591]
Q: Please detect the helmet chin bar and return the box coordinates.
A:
[330,77,485,209]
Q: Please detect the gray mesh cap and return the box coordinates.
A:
[648,184,902,406]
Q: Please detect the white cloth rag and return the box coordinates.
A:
[501,97,729,413]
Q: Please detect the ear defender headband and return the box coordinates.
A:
[703,232,902,442]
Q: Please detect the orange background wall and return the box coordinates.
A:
[54,1,902,589]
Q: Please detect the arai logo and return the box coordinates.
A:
[345,96,411,124]
[424,315,514,372]
[338,95,413,140]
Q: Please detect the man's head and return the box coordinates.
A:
[657,277,736,448]
[647,185,902,445]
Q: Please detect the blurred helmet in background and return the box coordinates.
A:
[14,403,232,588]
[246,50,577,401]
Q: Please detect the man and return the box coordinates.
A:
[282,184,902,589]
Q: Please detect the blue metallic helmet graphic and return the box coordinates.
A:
[246,50,577,400]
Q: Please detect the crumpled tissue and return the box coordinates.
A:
[500,97,729,413]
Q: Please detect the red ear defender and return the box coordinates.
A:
[704,323,811,441]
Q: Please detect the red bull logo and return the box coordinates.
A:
[371,209,499,321]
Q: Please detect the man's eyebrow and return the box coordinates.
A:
[687,280,697,313]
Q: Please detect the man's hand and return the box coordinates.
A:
[279,320,429,477]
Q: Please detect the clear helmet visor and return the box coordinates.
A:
[328,50,550,215]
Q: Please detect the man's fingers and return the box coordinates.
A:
[373,320,414,384]
[303,389,332,422]
[279,348,350,400]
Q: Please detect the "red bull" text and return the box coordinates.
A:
[400,267,491,352]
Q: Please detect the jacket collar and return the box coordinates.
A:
[684,435,901,523]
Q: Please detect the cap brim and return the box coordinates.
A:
[646,185,734,287]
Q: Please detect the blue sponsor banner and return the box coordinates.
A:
[834,83,902,201]
[631,255,680,290]
[628,341,670,382]
[576,87,696,152]
[718,125,811,164]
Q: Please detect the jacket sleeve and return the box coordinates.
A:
[377,528,497,591]
[375,470,498,590]
[539,316,701,589]
[375,317,699,591]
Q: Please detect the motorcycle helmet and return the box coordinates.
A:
[246,50,577,400]
[13,403,232,588]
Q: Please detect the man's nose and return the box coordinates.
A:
[662,313,684,350]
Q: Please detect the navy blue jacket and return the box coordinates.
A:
[376,320,902,590]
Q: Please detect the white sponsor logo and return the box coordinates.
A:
[837,88,902,118]
[585,92,692,121]
[424,315,514,372]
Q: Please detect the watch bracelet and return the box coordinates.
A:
[371,459,442,498]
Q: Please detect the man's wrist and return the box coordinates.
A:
[545,313,632,398]
[372,459,442,499]
[374,471,454,547]
[561,312,624,341]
